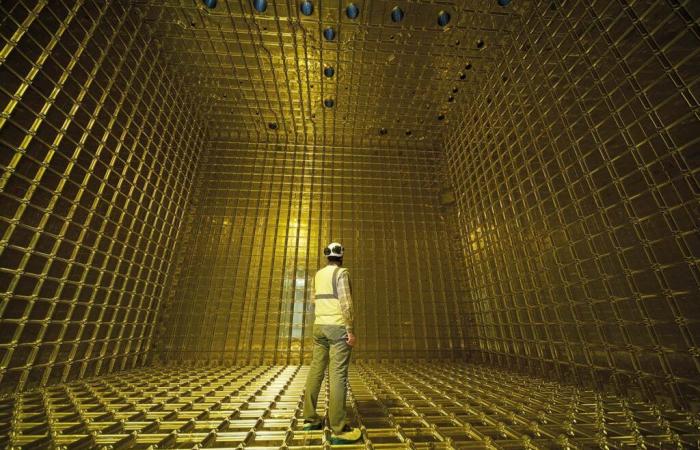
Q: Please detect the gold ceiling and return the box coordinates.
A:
[141,0,521,145]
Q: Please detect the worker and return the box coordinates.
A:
[302,242,362,444]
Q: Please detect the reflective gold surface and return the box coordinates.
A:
[2,362,699,449]
[158,140,467,363]
[0,2,206,392]
[444,0,700,408]
[1,0,699,419]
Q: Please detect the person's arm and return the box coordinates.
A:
[307,276,315,314]
[336,271,356,345]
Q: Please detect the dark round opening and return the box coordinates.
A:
[346,3,360,19]
[476,39,485,49]
[324,66,335,78]
[437,113,445,121]
[324,99,335,108]
[202,0,217,8]
[300,1,313,16]
[379,127,388,135]
[323,27,336,41]
[268,122,277,130]
[252,0,267,13]
[437,11,451,27]
[391,6,405,22]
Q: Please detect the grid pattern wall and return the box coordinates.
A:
[157,140,468,364]
[0,1,206,393]
[445,0,700,408]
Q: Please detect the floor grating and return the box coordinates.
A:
[1,362,698,449]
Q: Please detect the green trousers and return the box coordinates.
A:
[303,324,352,434]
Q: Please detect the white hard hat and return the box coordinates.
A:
[323,242,344,258]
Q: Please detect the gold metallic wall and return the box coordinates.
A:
[1,0,698,416]
[0,2,205,393]
[157,139,468,363]
[445,1,700,407]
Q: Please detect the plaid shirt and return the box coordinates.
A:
[335,270,354,333]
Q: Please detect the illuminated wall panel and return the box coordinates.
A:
[158,139,468,363]
[0,1,206,392]
[445,1,699,407]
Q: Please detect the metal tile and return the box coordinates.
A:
[1,362,699,449]
[1,0,699,417]
[0,1,206,392]
[444,0,700,408]
[157,140,468,363]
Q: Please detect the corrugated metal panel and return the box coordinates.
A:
[0,2,698,448]
[0,1,206,392]
[157,139,468,363]
[444,0,700,408]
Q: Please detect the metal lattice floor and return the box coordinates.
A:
[1,362,698,449]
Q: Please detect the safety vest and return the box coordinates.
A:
[313,265,348,326]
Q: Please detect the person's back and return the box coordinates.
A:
[313,265,348,326]
[302,242,361,444]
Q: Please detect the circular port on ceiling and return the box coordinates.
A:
[379,127,388,135]
[476,39,485,49]
[459,72,466,80]
[346,3,360,19]
[405,130,412,136]
[437,113,445,121]
[252,0,267,13]
[324,99,335,108]
[391,6,405,22]
[324,66,335,77]
[452,87,459,93]
[465,62,472,70]
[437,11,451,27]
[268,122,278,130]
[300,1,313,15]
[498,0,512,6]
[448,96,454,102]
[323,27,336,41]
[202,0,217,8]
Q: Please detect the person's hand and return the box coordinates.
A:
[346,332,356,347]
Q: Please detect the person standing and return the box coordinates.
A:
[302,242,361,444]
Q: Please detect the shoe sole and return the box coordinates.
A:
[329,436,362,445]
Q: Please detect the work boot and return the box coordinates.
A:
[302,420,323,431]
[329,424,362,444]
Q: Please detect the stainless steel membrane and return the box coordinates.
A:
[1,0,698,447]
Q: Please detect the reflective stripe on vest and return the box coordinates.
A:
[314,265,346,325]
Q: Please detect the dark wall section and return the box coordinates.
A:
[445,1,699,407]
[157,139,468,364]
[0,2,206,392]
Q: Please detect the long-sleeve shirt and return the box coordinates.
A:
[335,270,354,333]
